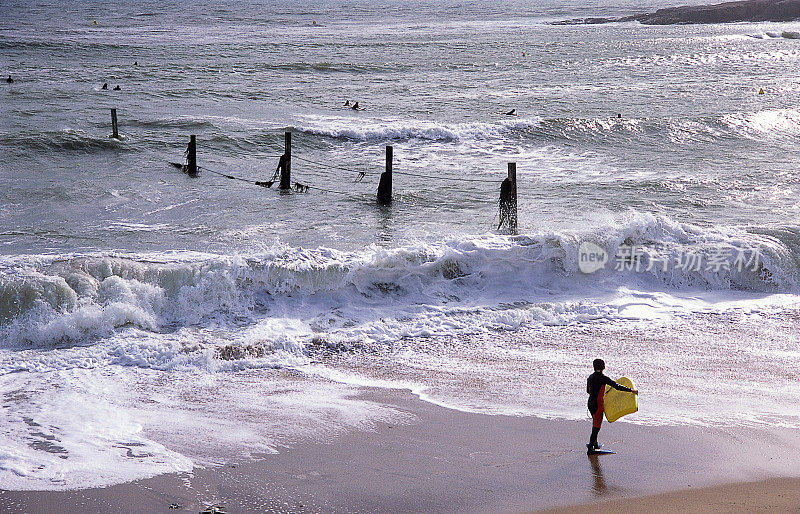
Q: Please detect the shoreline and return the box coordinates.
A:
[2,387,800,512]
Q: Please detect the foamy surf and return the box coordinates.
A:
[0,365,409,490]
[293,114,544,142]
[290,109,800,149]
[2,214,798,350]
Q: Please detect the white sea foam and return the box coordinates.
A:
[721,108,800,141]
[0,364,408,490]
[2,213,798,351]
[748,31,800,39]
[293,111,800,149]
[614,48,800,68]
[293,114,543,142]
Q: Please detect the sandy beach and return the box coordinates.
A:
[546,477,800,513]
[2,386,799,513]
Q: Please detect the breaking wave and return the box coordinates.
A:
[292,109,800,146]
[2,213,798,353]
[6,109,794,160]
[748,31,800,39]
[293,116,543,142]
[1,129,129,153]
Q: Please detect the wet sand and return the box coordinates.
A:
[2,387,800,513]
[545,477,800,513]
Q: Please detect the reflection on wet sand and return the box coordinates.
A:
[588,454,607,495]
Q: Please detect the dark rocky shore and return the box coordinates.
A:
[554,0,800,25]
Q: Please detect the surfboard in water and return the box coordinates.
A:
[604,376,637,422]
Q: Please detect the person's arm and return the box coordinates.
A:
[603,375,638,394]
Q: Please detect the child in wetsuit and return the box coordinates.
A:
[587,358,638,450]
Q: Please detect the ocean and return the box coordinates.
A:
[1,0,800,491]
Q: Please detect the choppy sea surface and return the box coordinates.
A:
[2,0,800,490]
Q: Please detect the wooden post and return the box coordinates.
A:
[498,162,517,233]
[280,131,291,189]
[377,145,393,204]
[110,108,119,139]
[508,162,517,232]
[507,162,517,232]
[508,161,517,206]
[186,135,197,176]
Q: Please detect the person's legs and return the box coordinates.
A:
[589,426,600,447]
[589,410,602,447]
[589,389,604,449]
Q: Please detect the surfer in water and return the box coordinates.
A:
[587,359,637,451]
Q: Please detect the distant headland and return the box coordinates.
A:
[553,0,800,25]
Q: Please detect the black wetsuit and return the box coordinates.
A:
[587,370,634,448]
[587,371,633,414]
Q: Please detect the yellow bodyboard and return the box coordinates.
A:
[604,376,637,422]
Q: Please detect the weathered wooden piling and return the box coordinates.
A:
[280,131,292,189]
[186,134,197,176]
[508,162,517,204]
[110,108,119,139]
[377,145,393,204]
[498,162,517,233]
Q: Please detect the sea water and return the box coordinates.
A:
[2,0,800,490]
